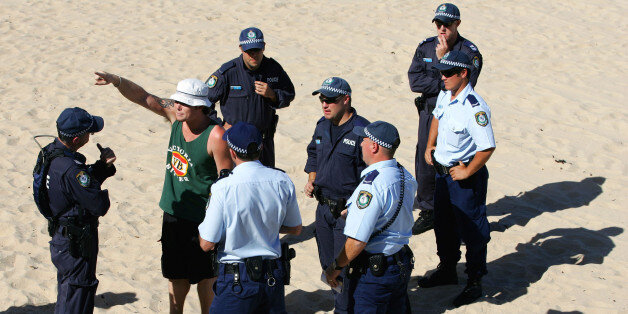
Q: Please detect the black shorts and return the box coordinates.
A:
[161,212,216,284]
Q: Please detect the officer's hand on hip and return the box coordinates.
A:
[449,161,470,181]
[324,266,341,288]
[304,181,315,198]
[254,81,277,101]
[425,147,436,165]
[436,34,449,60]
[97,143,117,167]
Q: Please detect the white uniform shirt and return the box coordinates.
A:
[343,159,418,256]
[198,161,302,263]
[432,83,495,166]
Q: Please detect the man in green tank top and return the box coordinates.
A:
[95,71,232,314]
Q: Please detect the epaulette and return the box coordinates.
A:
[463,40,479,52]
[353,116,369,127]
[271,167,285,173]
[316,116,326,124]
[419,36,437,47]
[362,170,379,185]
[466,94,479,107]
[218,60,236,74]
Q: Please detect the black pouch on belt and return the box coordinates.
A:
[245,256,264,282]
[368,254,387,277]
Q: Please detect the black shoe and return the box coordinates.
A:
[412,210,434,235]
[452,279,482,307]
[417,264,458,288]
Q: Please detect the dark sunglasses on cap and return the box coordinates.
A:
[319,95,343,103]
[440,68,463,78]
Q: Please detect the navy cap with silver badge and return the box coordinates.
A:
[353,121,400,149]
[432,51,472,71]
[222,122,262,155]
[239,27,265,51]
[56,107,104,138]
[432,3,460,24]
[312,77,352,98]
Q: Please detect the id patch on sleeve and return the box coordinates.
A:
[475,111,489,126]
[76,171,91,187]
[206,75,218,88]
[357,190,373,209]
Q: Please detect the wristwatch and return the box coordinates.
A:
[332,259,344,270]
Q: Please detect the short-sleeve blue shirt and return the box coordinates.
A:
[343,159,418,256]
[198,161,301,263]
[432,83,495,166]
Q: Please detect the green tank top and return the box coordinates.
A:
[159,120,217,222]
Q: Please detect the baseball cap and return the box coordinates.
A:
[432,51,472,71]
[239,27,265,51]
[353,121,400,149]
[56,107,104,138]
[222,122,263,154]
[432,3,460,24]
[170,78,212,107]
[312,77,352,98]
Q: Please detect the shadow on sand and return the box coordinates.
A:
[0,291,138,313]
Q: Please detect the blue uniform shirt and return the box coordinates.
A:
[198,161,301,263]
[344,159,418,256]
[432,83,495,166]
[408,34,482,108]
[304,110,370,198]
[206,56,295,132]
[47,139,114,219]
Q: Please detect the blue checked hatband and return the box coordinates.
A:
[365,128,393,149]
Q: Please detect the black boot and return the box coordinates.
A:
[452,278,482,307]
[412,210,434,235]
[417,264,457,288]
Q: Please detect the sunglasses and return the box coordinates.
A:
[435,20,454,28]
[245,48,263,54]
[319,95,343,103]
[440,68,463,78]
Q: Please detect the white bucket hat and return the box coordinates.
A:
[170,78,211,107]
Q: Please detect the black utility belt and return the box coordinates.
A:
[349,245,413,278]
[314,189,347,219]
[433,159,472,176]
[223,257,280,287]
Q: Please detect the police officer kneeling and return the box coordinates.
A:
[325,121,418,313]
[198,122,302,313]
[39,107,116,313]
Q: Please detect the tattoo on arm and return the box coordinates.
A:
[159,98,175,109]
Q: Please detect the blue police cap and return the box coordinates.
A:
[239,27,265,51]
[222,122,262,154]
[432,51,472,71]
[353,121,400,149]
[432,3,460,24]
[312,77,352,98]
[56,107,104,138]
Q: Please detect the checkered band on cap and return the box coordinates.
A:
[434,12,460,20]
[226,135,261,154]
[58,116,94,137]
[440,59,471,69]
[320,85,351,96]
[239,38,264,45]
[364,128,393,149]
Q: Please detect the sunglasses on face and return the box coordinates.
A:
[245,48,263,54]
[435,21,454,28]
[319,95,342,103]
[440,68,462,78]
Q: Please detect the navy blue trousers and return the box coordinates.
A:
[434,166,490,279]
[314,203,354,313]
[415,111,435,211]
[352,249,414,314]
[259,135,275,168]
[49,231,99,314]
[210,261,286,314]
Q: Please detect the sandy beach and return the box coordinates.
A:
[0,0,627,312]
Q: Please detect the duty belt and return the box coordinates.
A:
[313,186,346,218]
[433,157,473,176]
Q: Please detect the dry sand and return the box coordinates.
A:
[0,0,626,313]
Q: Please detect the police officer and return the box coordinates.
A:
[206,27,295,168]
[304,77,369,313]
[325,121,417,313]
[45,107,116,313]
[408,3,483,235]
[198,122,302,313]
[418,51,495,307]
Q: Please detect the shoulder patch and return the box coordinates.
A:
[206,75,218,88]
[362,170,379,185]
[472,56,480,69]
[356,190,373,209]
[475,111,489,126]
[466,94,479,107]
[218,60,236,74]
[464,40,479,52]
[76,171,90,187]
[419,36,436,47]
